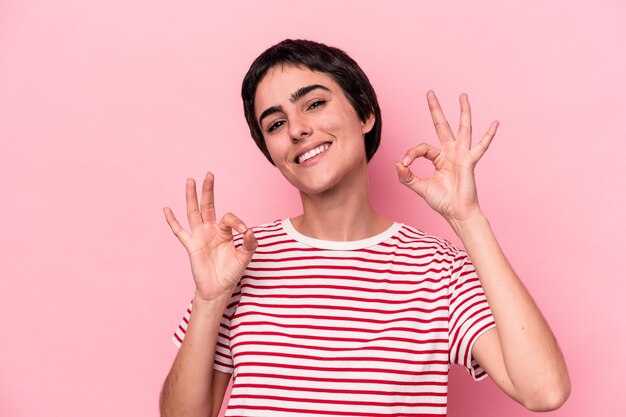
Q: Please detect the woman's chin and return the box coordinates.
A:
[295,178,344,196]
[281,160,363,197]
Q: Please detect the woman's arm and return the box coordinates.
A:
[160,294,231,417]
[160,173,257,416]
[451,213,570,410]
[396,91,570,410]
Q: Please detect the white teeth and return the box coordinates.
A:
[298,143,330,164]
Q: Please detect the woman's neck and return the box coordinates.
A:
[291,166,392,241]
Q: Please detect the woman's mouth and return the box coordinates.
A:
[296,142,332,166]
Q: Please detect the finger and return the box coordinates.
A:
[163,207,190,246]
[471,120,499,161]
[401,143,441,167]
[457,93,472,148]
[186,178,203,230]
[395,161,428,199]
[217,212,249,238]
[200,172,216,225]
[218,213,257,268]
[236,229,258,266]
[427,90,455,144]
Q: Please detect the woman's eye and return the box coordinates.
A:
[267,120,284,132]
[308,100,325,110]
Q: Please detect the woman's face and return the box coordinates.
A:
[254,64,375,195]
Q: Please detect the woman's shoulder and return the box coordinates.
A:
[394,221,462,256]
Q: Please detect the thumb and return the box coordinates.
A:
[395,161,427,198]
[236,228,257,266]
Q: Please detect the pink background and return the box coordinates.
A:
[1,1,624,416]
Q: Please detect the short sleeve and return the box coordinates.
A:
[171,282,242,374]
[448,248,496,381]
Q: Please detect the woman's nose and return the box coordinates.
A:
[289,114,312,142]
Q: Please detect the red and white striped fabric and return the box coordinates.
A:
[172,218,495,416]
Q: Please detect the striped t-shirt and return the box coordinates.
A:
[173,218,496,416]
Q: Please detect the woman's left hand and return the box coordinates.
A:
[395,90,499,227]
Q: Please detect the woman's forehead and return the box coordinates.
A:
[254,65,339,115]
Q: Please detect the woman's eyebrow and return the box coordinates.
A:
[258,84,331,126]
[289,84,330,103]
[259,105,283,127]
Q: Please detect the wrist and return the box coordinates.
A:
[447,210,490,239]
[192,291,232,311]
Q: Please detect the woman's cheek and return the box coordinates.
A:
[315,113,338,132]
[265,139,288,164]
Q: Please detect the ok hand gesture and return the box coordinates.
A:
[395,91,499,228]
[163,172,257,302]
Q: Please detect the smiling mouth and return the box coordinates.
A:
[295,142,332,164]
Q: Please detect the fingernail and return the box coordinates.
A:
[402,156,410,166]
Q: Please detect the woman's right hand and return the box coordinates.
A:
[163,172,257,302]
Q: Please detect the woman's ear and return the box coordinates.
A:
[361,112,376,135]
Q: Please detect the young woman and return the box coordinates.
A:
[159,39,570,417]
